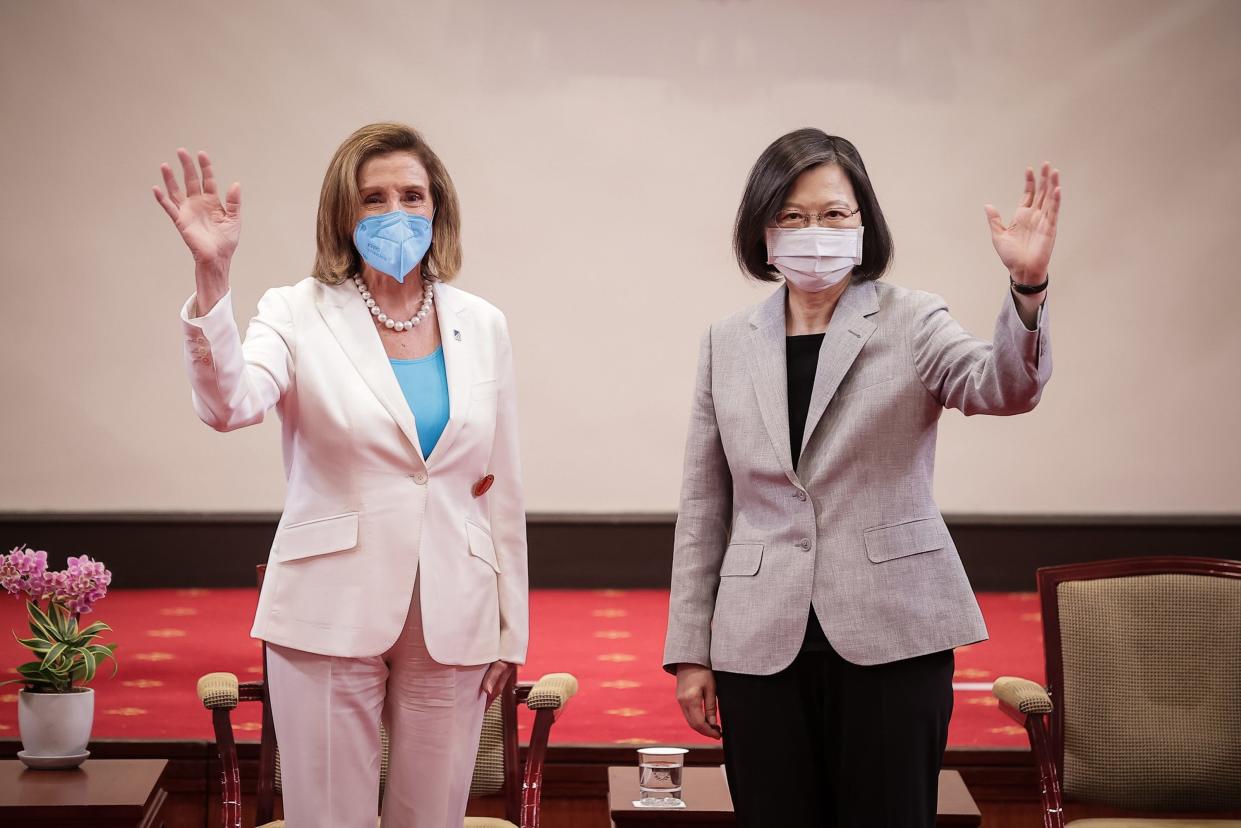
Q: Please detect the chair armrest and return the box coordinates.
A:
[238,680,266,703]
[992,676,1064,827]
[197,672,240,710]
[524,673,579,711]
[520,673,579,827]
[992,676,1053,720]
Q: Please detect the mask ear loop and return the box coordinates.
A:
[422,212,437,282]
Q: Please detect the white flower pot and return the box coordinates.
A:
[17,688,94,762]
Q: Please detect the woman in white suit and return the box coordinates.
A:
[154,122,528,827]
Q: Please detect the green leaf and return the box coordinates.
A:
[87,644,120,677]
[14,659,67,692]
[27,601,55,632]
[77,621,111,638]
[40,642,69,671]
[16,664,57,690]
[80,649,97,683]
[69,648,97,684]
[51,604,76,639]
[69,630,98,648]
[33,602,72,642]
[13,632,52,653]
[45,660,71,677]
[27,607,59,643]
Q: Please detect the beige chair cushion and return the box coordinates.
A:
[1069,821,1241,827]
[1057,574,1241,809]
[526,673,579,709]
[992,675,1052,714]
[469,696,506,797]
[197,671,240,709]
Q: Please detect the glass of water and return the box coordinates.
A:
[637,747,688,807]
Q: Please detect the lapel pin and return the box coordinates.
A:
[472,474,495,498]
[453,329,462,341]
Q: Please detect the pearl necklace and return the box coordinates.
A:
[353,275,434,332]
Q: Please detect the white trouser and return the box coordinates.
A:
[265,575,490,828]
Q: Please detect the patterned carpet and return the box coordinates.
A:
[0,589,1044,748]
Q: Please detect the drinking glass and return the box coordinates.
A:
[637,747,688,807]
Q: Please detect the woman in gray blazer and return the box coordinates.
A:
[663,129,1058,827]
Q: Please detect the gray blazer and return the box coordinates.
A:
[662,279,1051,675]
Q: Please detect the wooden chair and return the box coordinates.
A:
[196,565,578,828]
[992,556,1241,827]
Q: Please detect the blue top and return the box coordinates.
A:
[389,346,450,459]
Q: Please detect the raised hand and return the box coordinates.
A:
[985,162,1061,286]
[153,149,242,269]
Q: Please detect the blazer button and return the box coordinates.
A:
[410,471,428,485]
[797,492,808,502]
[798,538,811,550]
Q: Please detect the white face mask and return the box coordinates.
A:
[765,226,864,292]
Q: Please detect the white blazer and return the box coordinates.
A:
[179,277,528,665]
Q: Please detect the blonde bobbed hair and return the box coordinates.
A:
[312,122,462,285]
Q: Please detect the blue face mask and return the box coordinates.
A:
[353,211,433,283]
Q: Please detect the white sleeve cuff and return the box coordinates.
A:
[181,289,233,327]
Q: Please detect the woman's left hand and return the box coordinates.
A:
[985,162,1061,286]
[480,660,514,706]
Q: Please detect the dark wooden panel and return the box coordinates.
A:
[1,512,1237,591]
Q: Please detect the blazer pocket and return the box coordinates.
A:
[275,512,359,562]
[465,519,500,573]
[863,516,947,563]
[719,543,764,577]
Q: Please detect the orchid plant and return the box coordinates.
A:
[0,546,119,693]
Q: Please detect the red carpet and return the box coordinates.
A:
[0,589,1043,748]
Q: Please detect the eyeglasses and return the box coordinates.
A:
[773,205,861,229]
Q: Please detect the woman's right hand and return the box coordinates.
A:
[153,149,241,312]
[675,663,722,740]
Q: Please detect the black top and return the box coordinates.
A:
[786,334,825,467]
[786,333,832,652]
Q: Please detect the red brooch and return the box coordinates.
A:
[472,474,495,498]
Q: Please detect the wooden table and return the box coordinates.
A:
[0,759,169,827]
[608,765,981,827]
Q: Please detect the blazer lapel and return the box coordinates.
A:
[745,286,798,486]
[798,279,879,459]
[316,281,428,465]
[426,283,472,466]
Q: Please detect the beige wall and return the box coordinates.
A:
[1,0,1238,514]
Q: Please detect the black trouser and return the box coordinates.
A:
[713,643,954,827]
